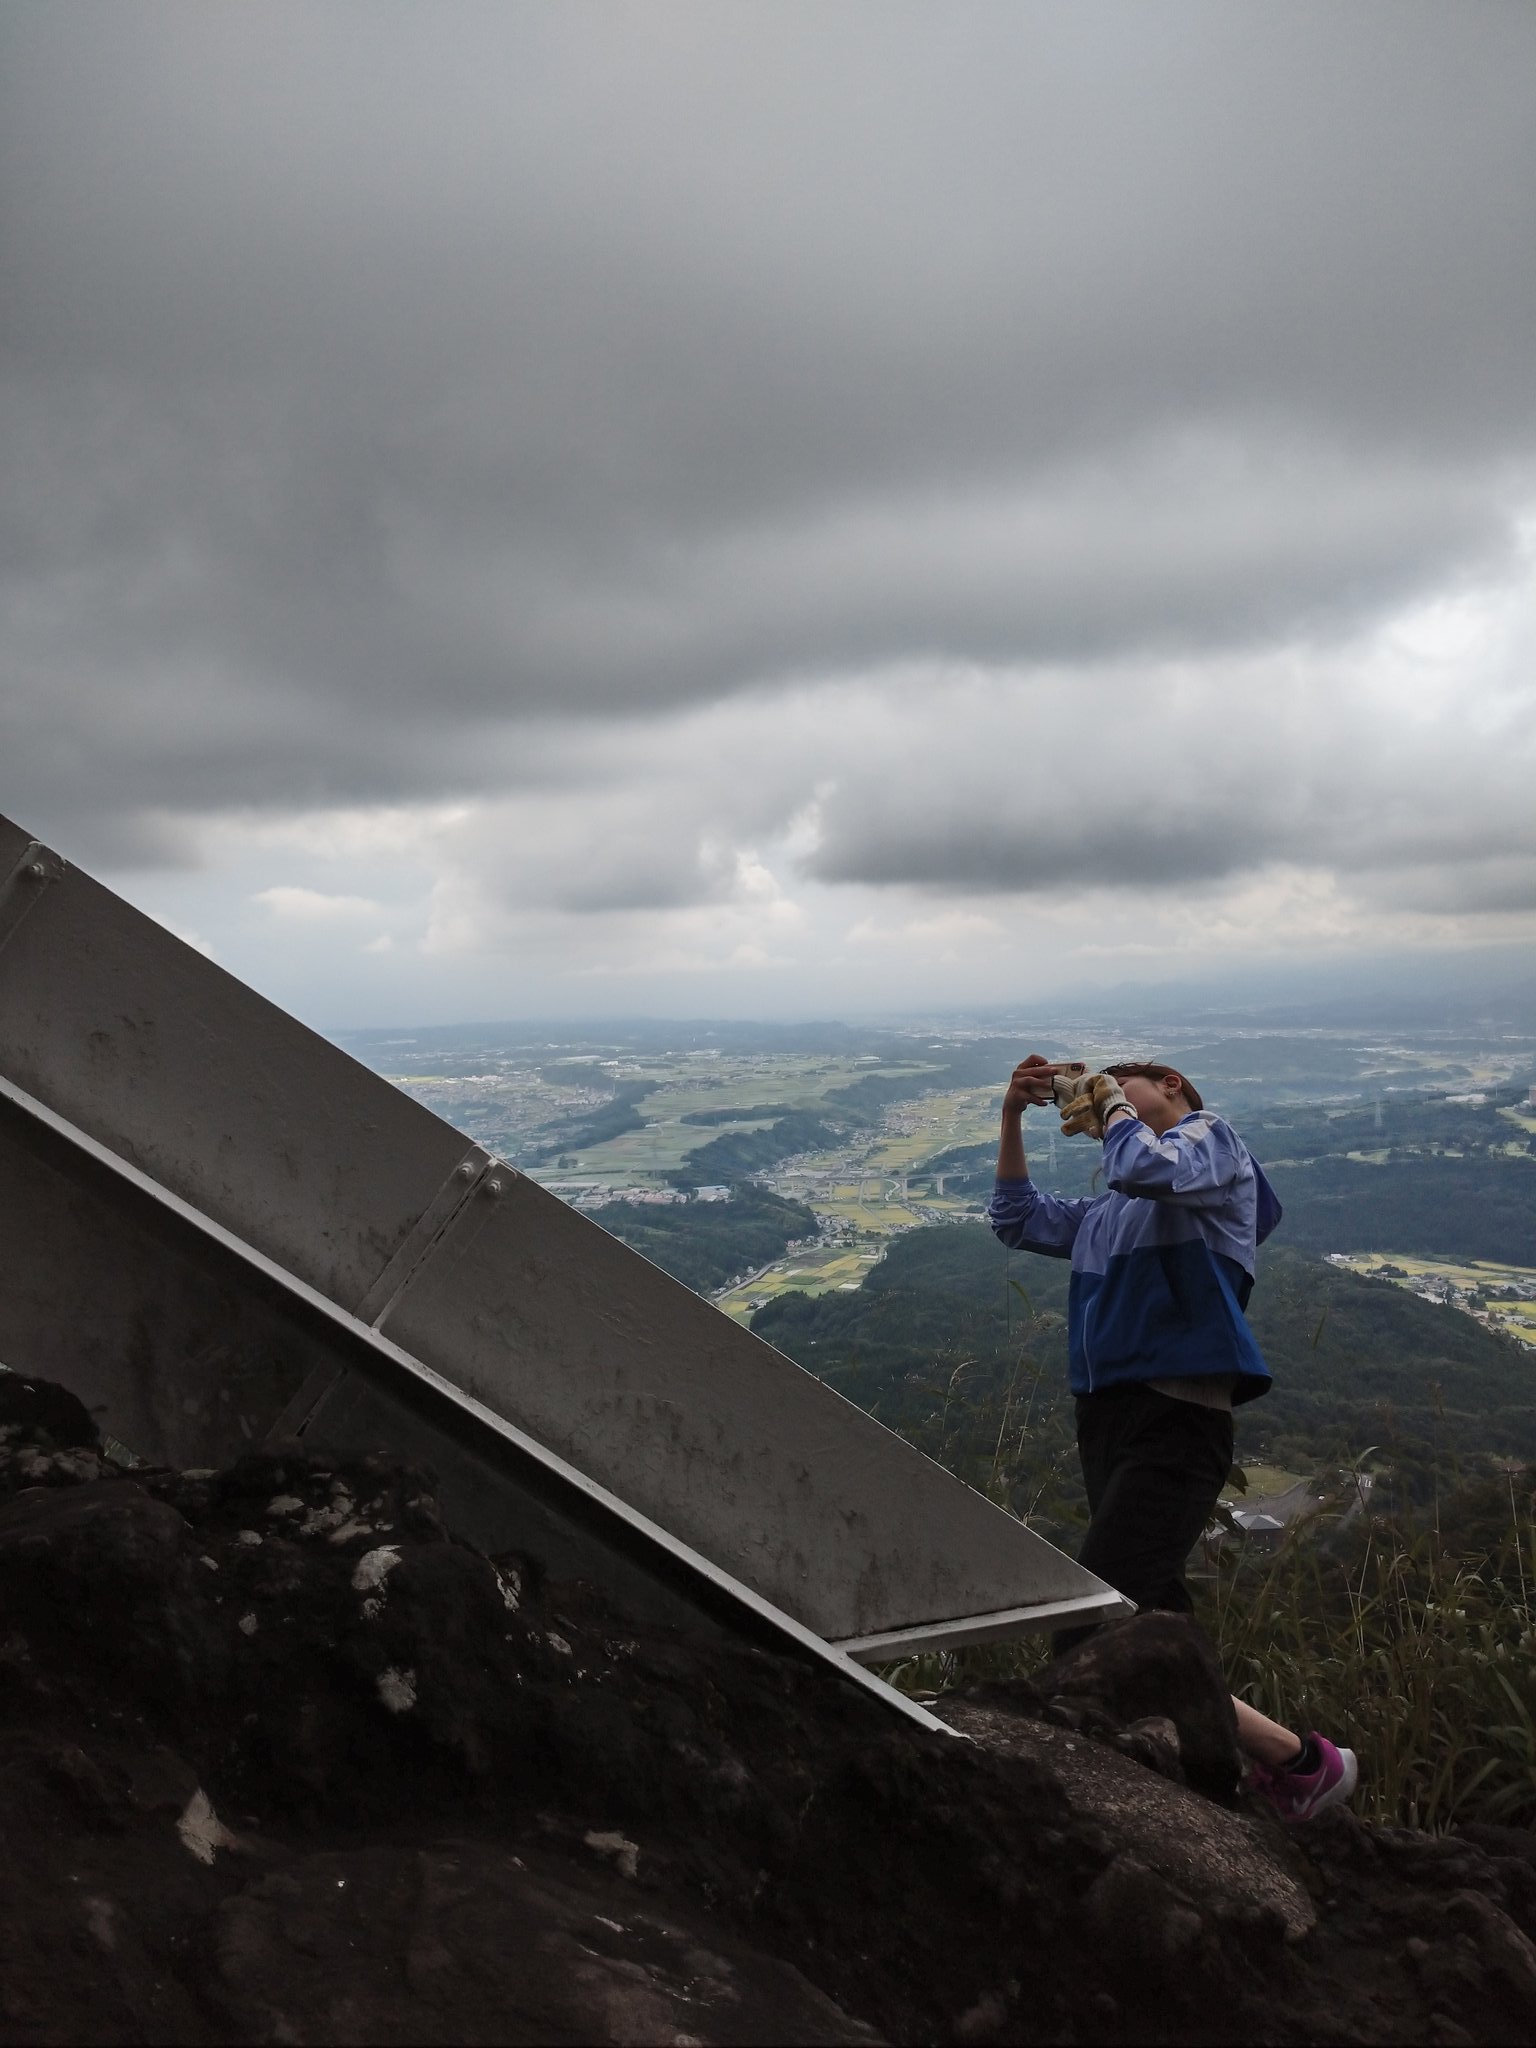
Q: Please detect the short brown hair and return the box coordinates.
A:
[1101,1061,1203,1113]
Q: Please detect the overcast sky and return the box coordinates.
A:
[4,2,1535,1024]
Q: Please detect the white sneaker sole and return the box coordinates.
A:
[1304,1745,1359,1820]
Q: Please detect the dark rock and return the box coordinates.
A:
[8,1378,1536,2044]
[1426,2015,1477,2046]
[1460,1822,1536,1871]
[937,1690,1317,1955]
[1112,1712,1185,1782]
[211,1841,881,2047]
[1083,1850,1205,1987]
[1443,1889,1536,2013]
[0,1477,226,1725]
[0,1368,100,1450]
[1034,1611,1243,1798]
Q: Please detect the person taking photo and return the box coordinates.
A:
[991,1053,1357,1824]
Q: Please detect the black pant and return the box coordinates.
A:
[1051,1383,1233,1657]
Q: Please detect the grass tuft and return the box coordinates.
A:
[1206,1475,1536,1829]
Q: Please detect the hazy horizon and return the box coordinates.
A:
[319,945,1536,1045]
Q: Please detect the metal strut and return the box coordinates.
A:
[0,1069,965,1739]
[0,841,66,957]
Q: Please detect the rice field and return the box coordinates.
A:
[536,1054,948,1182]
[714,1245,882,1322]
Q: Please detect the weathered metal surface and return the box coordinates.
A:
[0,1080,321,1466]
[834,1597,1126,1662]
[0,824,468,1311]
[0,1073,958,1737]
[0,837,68,957]
[0,807,1127,1650]
[370,1168,1114,1641]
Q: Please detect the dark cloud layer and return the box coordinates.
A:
[2,2,1534,952]
[801,660,1536,904]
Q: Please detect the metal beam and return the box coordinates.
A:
[835,1594,1127,1664]
[0,1072,961,1738]
[0,805,1129,1650]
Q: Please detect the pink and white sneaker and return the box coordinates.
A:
[1249,1733,1359,1823]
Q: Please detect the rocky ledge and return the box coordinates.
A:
[3,1369,1536,2046]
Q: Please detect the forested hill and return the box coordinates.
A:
[1241,1088,1536,1265]
[1244,1246,1536,1458]
[595,1186,819,1294]
[752,1225,1536,1464]
[1265,1155,1536,1267]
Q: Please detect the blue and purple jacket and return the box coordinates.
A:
[988,1111,1282,1404]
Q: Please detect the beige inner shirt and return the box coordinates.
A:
[1147,1375,1236,1412]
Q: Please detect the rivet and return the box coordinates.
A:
[455,1160,477,1180]
[484,1177,504,1197]
[28,861,46,879]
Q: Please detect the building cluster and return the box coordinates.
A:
[1327,1253,1536,1349]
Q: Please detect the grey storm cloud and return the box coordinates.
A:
[808,796,1536,907]
[797,663,1536,901]
[809,810,1282,895]
[475,797,748,917]
[1363,860,1536,919]
[2,0,1535,904]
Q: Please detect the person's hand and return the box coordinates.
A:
[1003,1054,1060,1116]
[1060,1071,1130,1139]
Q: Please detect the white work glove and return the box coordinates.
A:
[1059,1071,1129,1140]
[1050,1064,1090,1113]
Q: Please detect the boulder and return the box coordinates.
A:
[1035,1610,1244,1798]
[0,1366,100,1450]
[4,1379,1536,2044]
